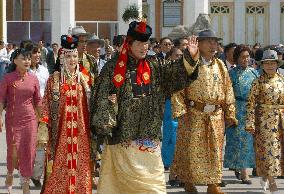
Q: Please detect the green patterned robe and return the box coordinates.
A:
[91,50,198,144]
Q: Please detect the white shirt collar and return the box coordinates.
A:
[201,56,212,65]
[97,59,106,75]
[226,60,235,69]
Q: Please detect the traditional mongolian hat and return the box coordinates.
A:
[260,49,284,66]
[87,34,105,47]
[197,29,222,41]
[127,20,152,42]
[71,26,90,37]
[61,35,79,50]
[60,34,82,83]
[112,19,152,88]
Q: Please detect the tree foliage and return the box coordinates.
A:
[122,5,139,23]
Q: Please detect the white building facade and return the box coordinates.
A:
[2,0,284,46]
[142,0,284,46]
[209,0,283,45]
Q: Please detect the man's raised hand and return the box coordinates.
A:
[187,35,199,59]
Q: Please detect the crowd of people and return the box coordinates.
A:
[0,19,283,194]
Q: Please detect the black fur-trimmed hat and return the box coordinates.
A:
[127,20,152,42]
[61,35,79,50]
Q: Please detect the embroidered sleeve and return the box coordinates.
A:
[41,76,53,126]
[246,79,259,134]
[171,89,187,118]
[162,49,199,95]
[183,49,199,75]
[91,62,116,136]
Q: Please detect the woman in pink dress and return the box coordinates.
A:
[0,48,42,194]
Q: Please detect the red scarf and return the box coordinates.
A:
[136,59,151,86]
[112,42,151,88]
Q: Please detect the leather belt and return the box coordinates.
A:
[259,104,284,109]
[188,100,221,113]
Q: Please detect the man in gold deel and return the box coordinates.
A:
[171,29,238,194]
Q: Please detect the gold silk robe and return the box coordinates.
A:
[246,73,284,177]
[172,57,237,185]
[79,52,98,87]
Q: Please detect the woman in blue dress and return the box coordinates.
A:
[161,98,178,169]
[161,48,181,169]
[224,44,259,184]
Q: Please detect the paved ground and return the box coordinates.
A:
[0,129,284,194]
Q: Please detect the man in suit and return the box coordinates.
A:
[46,43,59,74]
[86,34,106,74]
[157,37,173,60]
[223,43,237,70]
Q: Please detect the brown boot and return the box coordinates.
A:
[184,182,198,194]
[5,173,13,194]
[22,178,30,194]
[207,184,226,194]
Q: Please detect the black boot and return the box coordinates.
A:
[252,168,257,177]
[31,177,42,188]
[168,175,180,187]
[219,181,227,187]
[234,170,241,180]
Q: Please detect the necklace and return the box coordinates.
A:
[65,67,77,81]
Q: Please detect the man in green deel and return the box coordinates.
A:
[92,19,199,194]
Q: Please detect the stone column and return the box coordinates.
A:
[183,0,208,27]
[269,0,280,45]
[31,0,41,21]
[13,0,22,21]
[0,0,7,42]
[117,0,143,35]
[43,0,51,21]
[51,0,75,44]
[147,0,155,37]
[234,0,246,44]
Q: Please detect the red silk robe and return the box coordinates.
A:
[41,72,92,194]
